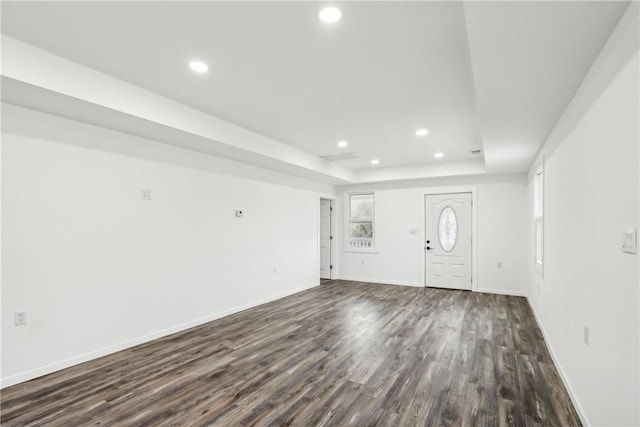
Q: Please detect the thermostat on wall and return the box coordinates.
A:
[235,209,244,218]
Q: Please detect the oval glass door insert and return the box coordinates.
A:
[438,206,458,252]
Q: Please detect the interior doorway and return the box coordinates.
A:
[424,192,472,290]
[319,198,333,280]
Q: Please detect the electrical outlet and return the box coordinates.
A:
[361,259,365,266]
[273,266,277,274]
[584,326,590,346]
[15,310,27,326]
[497,262,503,268]
[622,227,637,254]
[141,189,152,200]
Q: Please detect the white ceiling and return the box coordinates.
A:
[0,1,630,183]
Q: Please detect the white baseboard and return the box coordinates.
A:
[1,282,319,389]
[474,287,526,297]
[526,297,589,426]
[338,276,422,287]
[337,278,526,297]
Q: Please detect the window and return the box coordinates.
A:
[438,206,458,252]
[348,193,374,249]
[534,163,544,274]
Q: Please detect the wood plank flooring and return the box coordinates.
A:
[1,280,581,426]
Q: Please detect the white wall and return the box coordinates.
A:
[1,106,332,387]
[341,187,424,286]
[476,181,528,295]
[338,175,528,295]
[527,4,639,426]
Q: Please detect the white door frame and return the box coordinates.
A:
[421,186,478,291]
[318,194,336,280]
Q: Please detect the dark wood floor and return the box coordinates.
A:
[1,280,581,426]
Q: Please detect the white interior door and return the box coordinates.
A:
[425,193,472,290]
[319,199,331,279]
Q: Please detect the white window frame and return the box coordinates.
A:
[534,162,544,277]
[345,191,376,253]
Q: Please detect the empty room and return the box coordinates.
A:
[1,1,638,426]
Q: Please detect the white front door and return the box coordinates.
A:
[319,199,331,279]
[425,193,472,290]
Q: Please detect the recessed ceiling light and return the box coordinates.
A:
[337,140,348,148]
[319,7,342,23]
[415,129,429,137]
[371,159,380,165]
[434,152,444,159]
[189,61,209,73]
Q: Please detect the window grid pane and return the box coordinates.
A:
[438,206,458,252]
[349,193,374,248]
[534,166,543,268]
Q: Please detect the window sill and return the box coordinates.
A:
[344,248,379,254]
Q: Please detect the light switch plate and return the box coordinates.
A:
[15,310,27,326]
[622,227,637,254]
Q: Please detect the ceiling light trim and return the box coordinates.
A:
[188,60,209,73]
[318,6,342,24]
